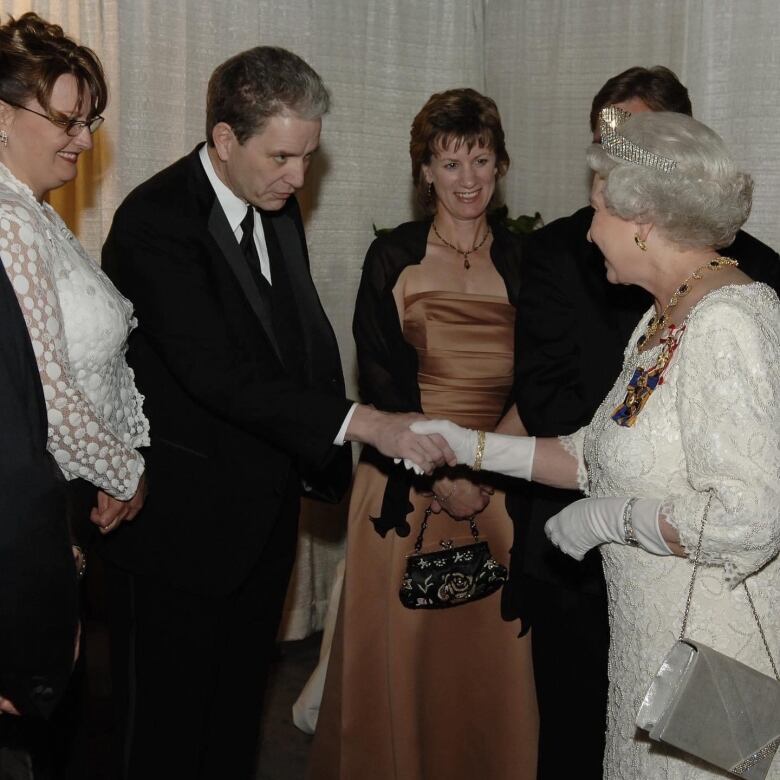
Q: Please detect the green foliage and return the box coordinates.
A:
[490,205,544,235]
[373,207,543,238]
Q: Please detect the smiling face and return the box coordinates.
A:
[423,138,498,223]
[587,176,644,285]
[0,73,94,200]
[211,112,321,211]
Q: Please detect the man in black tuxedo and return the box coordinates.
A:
[506,66,780,779]
[0,263,79,775]
[101,46,451,780]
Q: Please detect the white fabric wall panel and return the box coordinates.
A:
[487,0,780,249]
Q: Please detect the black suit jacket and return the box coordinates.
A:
[100,146,352,596]
[506,205,780,607]
[0,267,78,719]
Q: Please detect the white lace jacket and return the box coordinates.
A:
[0,163,149,500]
[563,283,780,585]
[562,284,780,778]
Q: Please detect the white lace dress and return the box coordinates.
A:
[566,283,780,779]
[0,163,149,500]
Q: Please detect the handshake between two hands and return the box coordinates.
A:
[394,419,477,475]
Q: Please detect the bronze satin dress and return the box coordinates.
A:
[309,291,539,780]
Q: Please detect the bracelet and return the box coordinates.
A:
[622,497,640,547]
[472,430,486,472]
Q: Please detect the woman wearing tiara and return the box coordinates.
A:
[308,88,538,780]
[415,108,780,778]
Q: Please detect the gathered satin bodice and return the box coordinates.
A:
[402,291,515,430]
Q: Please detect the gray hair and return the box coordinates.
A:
[206,46,330,145]
[587,112,752,249]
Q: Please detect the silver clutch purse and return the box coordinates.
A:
[635,494,780,779]
[637,639,780,778]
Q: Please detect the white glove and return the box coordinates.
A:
[544,496,672,561]
[393,457,424,476]
[409,420,536,481]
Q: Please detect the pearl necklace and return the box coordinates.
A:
[637,257,739,348]
[431,221,491,270]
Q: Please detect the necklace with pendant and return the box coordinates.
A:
[637,257,739,349]
[432,221,491,270]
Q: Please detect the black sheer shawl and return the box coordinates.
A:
[352,215,524,536]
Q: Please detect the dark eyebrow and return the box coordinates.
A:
[273,146,320,157]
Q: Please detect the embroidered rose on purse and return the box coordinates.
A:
[437,571,476,603]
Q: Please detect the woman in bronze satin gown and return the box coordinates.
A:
[308,89,538,780]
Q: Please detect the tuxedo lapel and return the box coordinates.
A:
[269,209,344,391]
[192,154,283,363]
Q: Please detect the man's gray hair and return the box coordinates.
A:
[588,112,752,249]
[206,46,330,145]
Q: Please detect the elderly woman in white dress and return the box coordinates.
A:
[0,12,149,545]
[415,109,780,778]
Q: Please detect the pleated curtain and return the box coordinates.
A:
[4,0,779,637]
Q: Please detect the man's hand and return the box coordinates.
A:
[346,407,456,474]
[431,477,490,519]
[90,473,148,534]
[0,696,20,716]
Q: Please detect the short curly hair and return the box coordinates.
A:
[587,112,752,249]
[0,12,107,120]
[409,88,509,213]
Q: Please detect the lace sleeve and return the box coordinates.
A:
[558,427,589,494]
[665,293,780,585]
[1,206,144,499]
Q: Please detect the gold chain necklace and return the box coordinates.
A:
[431,221,491,270]
[637,257,739,348]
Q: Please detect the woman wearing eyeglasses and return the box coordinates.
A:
[0,13,149,543]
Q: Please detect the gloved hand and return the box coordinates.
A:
[544,496,671,561]
[410,420,536,481]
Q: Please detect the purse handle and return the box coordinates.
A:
[680,492,779,681]
[412,504,480,555]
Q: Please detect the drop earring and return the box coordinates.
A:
[634,234,647,251]
[0,129,7,147]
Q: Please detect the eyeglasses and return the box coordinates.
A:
[2,100,104,137]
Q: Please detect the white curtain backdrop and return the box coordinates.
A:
[4,0,779,637]
[487,0,780,247]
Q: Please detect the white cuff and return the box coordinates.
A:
[334,403,358,446]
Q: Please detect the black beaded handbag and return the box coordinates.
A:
[399,505,508,610]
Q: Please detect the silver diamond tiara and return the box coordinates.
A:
[599,106,678,173]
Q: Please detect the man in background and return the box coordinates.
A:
[506,65,780,779]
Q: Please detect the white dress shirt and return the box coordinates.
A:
[199,144,272,283]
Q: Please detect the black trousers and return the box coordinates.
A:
[525,576,610,780]
[105,494,299,780]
